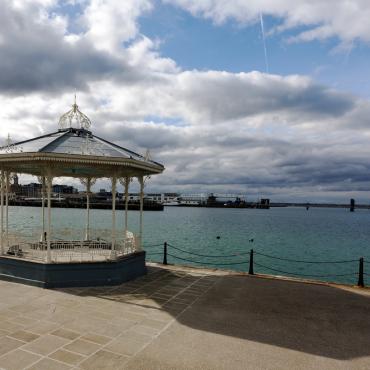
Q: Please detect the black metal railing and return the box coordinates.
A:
[143,242,368,288]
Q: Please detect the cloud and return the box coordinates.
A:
[0,1,124,93]
[0,0,174,94]
[171,71,355,123]
[164,0,370,46]
[82,0,152,52]
[84,71,356,129]
[0,0,370,202]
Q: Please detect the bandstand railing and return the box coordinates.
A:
[2,230,140,263]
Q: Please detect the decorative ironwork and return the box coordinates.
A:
[80,134,108,156]
[0,134,23,153]
[144,149,152,161]
[79,177,97,192]
[58,95,92,130]
[81,134,91,155]
[144,175,151,184]
[6,237,138,263]
[119,177,132,188]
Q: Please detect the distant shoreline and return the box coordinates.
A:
[8,199,164,211]
[7,199,370,210]
[270,202,370,209]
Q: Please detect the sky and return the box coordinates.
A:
[1,0,370,202]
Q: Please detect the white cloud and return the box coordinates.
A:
[82,0,152,52]
[165,0,370,46]
[125,36,179,73]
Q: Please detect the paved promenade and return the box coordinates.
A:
[0,263,369,370]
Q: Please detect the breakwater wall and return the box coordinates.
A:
[9,199,164,211]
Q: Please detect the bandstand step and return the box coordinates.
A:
[0,251,146,288]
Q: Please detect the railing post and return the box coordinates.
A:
[358,257,364,287]
[163,242,167,265]
[249,249,254,275]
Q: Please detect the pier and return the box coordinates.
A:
[0,264,368,369]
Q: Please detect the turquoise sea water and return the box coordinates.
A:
[7,206,370,285]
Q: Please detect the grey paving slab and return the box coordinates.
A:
[49,348,86,366]
[79,350,128,370]
[0,336,24,356]
[0,348,41,370]
[22,334,70,356]
[80,333,112,345]
[51,328,81,341]
[26,320,60,335]
[63,339,101,356]
[8,330,40,343]
[27,357,72,370]
[0,328,10,337]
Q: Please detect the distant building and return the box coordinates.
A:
[52,184,77,194]
[162,193,179,202]
[146,193,162,202]
[10,175,77,198]
[207,193,217,205]
[11,179,42,198]
[179,194,207,205]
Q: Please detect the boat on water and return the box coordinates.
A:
[163,200,181,206]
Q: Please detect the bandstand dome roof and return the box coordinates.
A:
[0,100,164,178]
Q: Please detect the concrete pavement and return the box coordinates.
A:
[0,263,369,369]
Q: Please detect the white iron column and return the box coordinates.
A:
[138,176,144,250]
[111,176,117,257]
[0,170,4,255]
[85,178,91,241]
[5,172,9,248]
[124,177,130,239]
[46,175,53,263]
[41,177,46,242]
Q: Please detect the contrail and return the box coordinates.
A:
[343,39,354,65]
[260,13,269,73]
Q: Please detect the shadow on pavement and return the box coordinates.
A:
[57,265,370,361]
[175,273,370,361]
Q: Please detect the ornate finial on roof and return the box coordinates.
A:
[144,149,152,161]
[58,96,92,130]
[1,133,23,153]
[5,133,12,147]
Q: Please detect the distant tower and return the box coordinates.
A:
[350,198,355,212]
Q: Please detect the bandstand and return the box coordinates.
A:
[0,99,164,287]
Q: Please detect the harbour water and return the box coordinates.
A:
[7,206,370,285]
